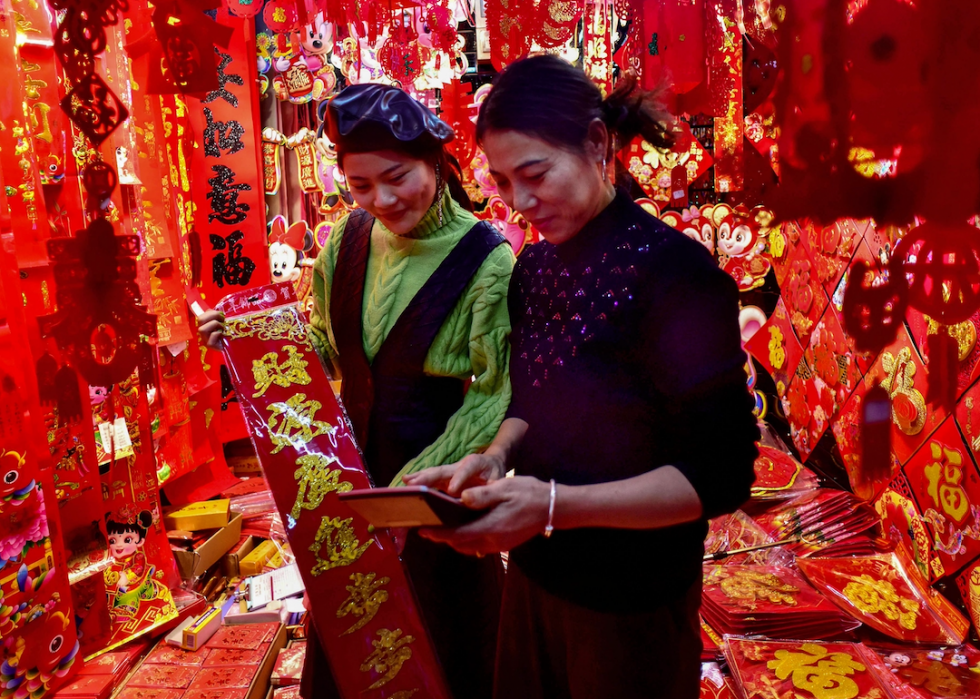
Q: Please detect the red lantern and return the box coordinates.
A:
[890,222,980,325]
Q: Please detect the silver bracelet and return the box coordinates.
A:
[544,479,556,538]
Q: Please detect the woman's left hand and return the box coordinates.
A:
[419,476,551,556]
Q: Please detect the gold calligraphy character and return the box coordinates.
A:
[360,628,415,690]
[291,454,351,520]
[842,574,919,630]
[897,659,973,697]
[924,442,971,524]
[310,516,373,576]
[337,572,390,636]
[266,394,335,454]
[881,347,926,435]
[252,345,312,397]
[767,643,864,699]
[718,569,799,607]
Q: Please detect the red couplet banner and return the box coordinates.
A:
[217,283,451,699]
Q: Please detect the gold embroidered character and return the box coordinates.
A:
[337,572,390,636]
[360,628,415,690]
[291,454,352,521]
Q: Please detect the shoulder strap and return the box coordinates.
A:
[329,208,375,446]
[373,221,506,377]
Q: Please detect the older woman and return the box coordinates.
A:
[408,55,759,699]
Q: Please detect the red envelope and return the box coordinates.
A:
[875,471,942,582]
[802,218,868,295]
[745,298,804,396]
[781,242,830,347]
[902,417,980,578]
[797,547,970,645]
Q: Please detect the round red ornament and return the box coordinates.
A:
[225,0,263,19]
[264,0,299,33]
[81,161,118,201]
[890,222,980,325]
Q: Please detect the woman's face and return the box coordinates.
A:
[342,150,437,235]
[483,127,609,245]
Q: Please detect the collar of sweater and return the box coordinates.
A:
[377,189,459,240]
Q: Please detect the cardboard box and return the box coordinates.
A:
[223,535,256,578]
[239,540,277,578]
[164,499,231,531]
[245,623,288,699]
[182,606,223,651]
[173,513,243,580]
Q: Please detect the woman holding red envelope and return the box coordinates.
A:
[199,83,513,699]
[408,55,759,698]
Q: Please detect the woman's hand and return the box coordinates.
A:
[402,452,506,497]
[418,476,550,556]
[197,309,226,351]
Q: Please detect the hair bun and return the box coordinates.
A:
[601,73,676,150]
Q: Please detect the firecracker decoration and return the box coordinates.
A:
[38,168,157,388]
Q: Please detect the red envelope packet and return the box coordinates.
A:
[955,558,980,635]
[769,220,804,288]
[273,687,302,699]
[797,547,970,645]
[724,637,892,699]
[207,623,279,650]
[271,645,306,686]
[78,647,142,675]
[204,646,268,667]
[805,307,864,423]
[875,472,942,582]
[954,379,980,471]
[144,643,209,667]
[189,666,256,690]
[51,675,115,698]
[745,298,803,396]
[699,663,739,699]
[781,242,829,348]
[864,644,980,699]
[750,446,819,502]
[781,364,824,461]
[185,690,248,699]
[701,565,861,639]
[704,510,779,566]
[127,664,199,689]
[803,219,867,292]
[117,689,184,699]
[901,417,980,578]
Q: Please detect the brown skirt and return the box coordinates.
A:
[493,564,702,699]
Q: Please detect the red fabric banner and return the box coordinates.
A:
[218,283,451,699]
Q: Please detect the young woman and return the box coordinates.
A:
[199,83,513,699]
[408,55,759,698]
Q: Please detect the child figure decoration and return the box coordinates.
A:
[103,508,172,625]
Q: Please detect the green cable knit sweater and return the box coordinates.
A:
[309,190,515,486]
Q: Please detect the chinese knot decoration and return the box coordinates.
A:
[38,200,157,388]
[50,0,130,145]
[843,221,980,409]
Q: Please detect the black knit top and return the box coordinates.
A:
[506,190,759,612]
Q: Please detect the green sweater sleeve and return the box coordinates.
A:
[390,242,516,486]
[308,214,348,364]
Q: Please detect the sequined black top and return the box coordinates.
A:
[506,190,759,612]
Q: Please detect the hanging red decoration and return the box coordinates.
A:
[264,0,300,33]
[439,81,477,171]
[38,167,157,387]
[225,0,264,18]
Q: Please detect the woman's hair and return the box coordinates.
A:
[476,54,675,155]
[106,510,153,541]
[337,143,473,213]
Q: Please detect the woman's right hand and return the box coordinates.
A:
[403,452,506,497]
[197,309,226,351]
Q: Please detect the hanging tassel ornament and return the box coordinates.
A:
[926,328,960,411]
[35,353,59,404]
[858,384,893,499]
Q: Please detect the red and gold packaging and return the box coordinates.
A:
[217,283,452,698]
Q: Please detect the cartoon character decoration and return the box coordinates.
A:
[272,12,338,103]
[336,30,388,85]
[256,32,274,98]
[660,204,773,292]
[103,508,173,627]
[0,603,79,699]
[314,104,354,214]
[411,4,468,90]
[0,450,34,505]
[268,217,315,305]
